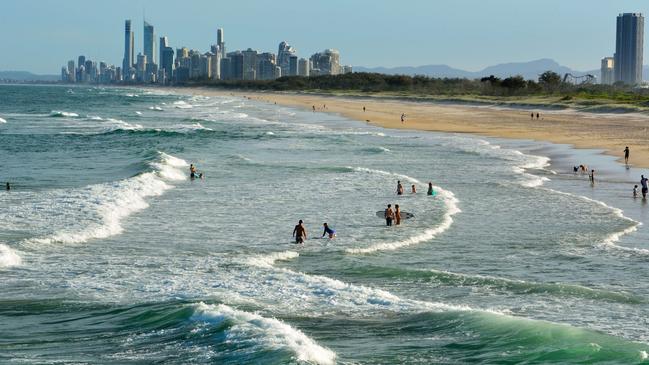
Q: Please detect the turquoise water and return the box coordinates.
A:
[1,84,649,364]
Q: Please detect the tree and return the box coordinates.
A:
[501,75,526,92]
[538,71,562,92]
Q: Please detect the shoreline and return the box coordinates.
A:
[176,87,649,169]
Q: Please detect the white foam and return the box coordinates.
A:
[169,123,213,133]
[87,115,103,120]
[29,152,187,245]
[266,131,275,135]
[148,106,163,111]
[246,251,299,268]
[0,244,22,268]
[125,93,139,97]
[344,167,461,254]
[50,111,79,117]
[173,100,193,109]
[0,117,8,123]
[193,303,336,365]
[135,111,142,115]
[104,118,144,132]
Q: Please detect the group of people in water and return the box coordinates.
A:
[292,220,336,244]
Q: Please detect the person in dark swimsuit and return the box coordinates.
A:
[322,223,336,239]
[293,220,307,244]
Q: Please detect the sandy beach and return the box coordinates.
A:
[186,88,649,168]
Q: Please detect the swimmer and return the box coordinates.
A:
[411,184,417,194]
[321,223,336,239]
[427,182,434,196]
[396,180,404,195]
[573,166,579,174]
[292,220,307,244]
[395,204,402,226]
[385,204,395,226]
[190,164,197,179]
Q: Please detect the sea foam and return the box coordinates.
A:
[0,244,22,268]
[193,302,336,365]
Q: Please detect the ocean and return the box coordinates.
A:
[1,84,649,364]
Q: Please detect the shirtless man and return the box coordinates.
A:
[385,204,395,226]
[292,220,307,244]
[624,147,630,164]
[396,181,404,195]
[395,204,402,225]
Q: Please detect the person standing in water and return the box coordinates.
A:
[5,182,10,191]
[641,175,649,199]
[589,170,595,184]
[624,147,630,164]
[411,184,417,194]
[189,164,197,179]
[293,220,307,244]
[396,181,404,195]
[321,223,336,239]
[385,204,395,226]
[395,204,402,226]
[634,185,639,198]
[427,182,434,196]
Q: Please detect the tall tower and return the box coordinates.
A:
[144,21,156,65]
[123,20,134,78]
[614,13,644,85]
[217,28,225,58]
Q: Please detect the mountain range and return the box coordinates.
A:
[355,58,649,82]
[0,71,59,82]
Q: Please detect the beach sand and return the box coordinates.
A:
[185,88,649,168]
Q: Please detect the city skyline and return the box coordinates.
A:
[2,0,649,74]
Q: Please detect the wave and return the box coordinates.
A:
[0,117,7,123]
[0,244,22,268]
[28,152,187,245]
[193,302,336,365]
[50,110,79,118]
[148,106,163,111]
[245,250,299,268]
[539,187,642,254]
[173,100,193,109]
[362,146,390,153]
[344,167,461,254]
[103,118,144,132]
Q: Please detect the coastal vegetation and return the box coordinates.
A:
[188,71,649,111]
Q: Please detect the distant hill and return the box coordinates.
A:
[0,71,59,82]
[355,59,598,81]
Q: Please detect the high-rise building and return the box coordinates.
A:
[123,20,134,79]
[227,51,244,80]
[77,55,85,81]
[159,36,168,68]
[136,53,147,82]
[217,28,225,58]
[257,52,278,80]
[160,45,174,84]
[210,52,221,80]
[289,55,298,76]
[614,13,644,85]
[277,41,296,77]
[67,60,76,82]
[220,57,232,80]
[242,48,258,80]
[309,49,341,76]
[144,21,156,66]
[600,57,615,85]
[298,58,310,77]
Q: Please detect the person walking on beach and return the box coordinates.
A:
[312,105,316,112]
[363,106,366,112]
[293,220,307,244]
[400,113,406,123]
[396,181,404,195]
[530,112,534,120]
[385,204,395,226]
[321,223,336,239]
[624,146,630,164]
[641,175,649,199]
[536,112,540,119]
[427,182,434,196]
[395,204,402,226]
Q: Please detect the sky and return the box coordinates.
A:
[1,0,648,74]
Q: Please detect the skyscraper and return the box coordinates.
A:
[144,21,156,65]
[614,13,644,85]
[277,41,296,77]
[309,49,341,76]
[123,20,134,79]
[600,57,615,85]
[159,36,168,67]
[217,28,225,58]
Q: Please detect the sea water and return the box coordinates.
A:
[1,84,649,364]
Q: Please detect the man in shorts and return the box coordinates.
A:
[641,175,648,199]
[293,220,307,244]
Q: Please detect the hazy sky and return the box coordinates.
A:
[1,0,647,74]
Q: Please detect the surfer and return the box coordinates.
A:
[427,182,434,196]
[641,175,648,199]
[385,204,395,226]
[395,204,402,225]
[321,223,336,239]
[190,164,197,179]
[411,184,417,194]
[396,181,404,195]
[292,220,307,244]
[624,146,630,164]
